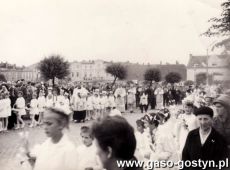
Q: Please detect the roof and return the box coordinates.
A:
[187,54,230,68]
[187,54,207,68]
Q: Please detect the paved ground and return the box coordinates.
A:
[0,112,144,170]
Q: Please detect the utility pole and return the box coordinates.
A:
[206,41,217,85]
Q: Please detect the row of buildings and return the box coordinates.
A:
[0,54,229,83]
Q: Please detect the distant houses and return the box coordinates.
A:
[1,54,229,83]
[187,54,230,83]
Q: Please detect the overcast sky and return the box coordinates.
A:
[0,0,222,66]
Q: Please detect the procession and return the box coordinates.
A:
[1,0,230,169]
[0,79,230,170]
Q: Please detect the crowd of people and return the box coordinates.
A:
[1,79,230,170]
[0,79,198,131]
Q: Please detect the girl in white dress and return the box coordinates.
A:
[24,107,78,170]
[2,92,11,131]
[0,93,4,132]
[151,113,179,170]
[56,89,65,108]
[86,92,94,120]
[29,93,39,127]
[46,93,54,108]
[107,91,116,109]
[135,119,151,161]
[92,93,100,119]
[100,92,107,118]
[14,91,26,129]
[62,92,71,115]
[155,84,164,110]
[37,91,46,125]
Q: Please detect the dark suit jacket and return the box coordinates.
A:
[182,128,228,170]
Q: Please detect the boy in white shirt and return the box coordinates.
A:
[24,107,78,170]
[76,126,102,170]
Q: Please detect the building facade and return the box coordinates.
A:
[187,54,230,83]
[70,60,114,82]
[0,62,40,82]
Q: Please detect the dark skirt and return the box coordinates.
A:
[73,110,86,121]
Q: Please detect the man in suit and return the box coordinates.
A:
[182,107,228,170]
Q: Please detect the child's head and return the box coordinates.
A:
[136,119,144,133]
[43,107,69,139]
[80,126,93,147]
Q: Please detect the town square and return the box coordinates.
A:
[0,1,230,170]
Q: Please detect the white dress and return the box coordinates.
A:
[5,98,11,117]
[0,99,4,118]
[31,134,78,170]
[15,97,26,116]
[46,96,54,108]
[155,88,164,109]
[37,96,46,113]
[107,96,116,108]
[135,131,151,161]
[86,96,93,110]
[93,96,100,110]
[56,95,65,107]
[30,99,39,115]
[151,119,179,170]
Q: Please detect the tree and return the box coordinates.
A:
[0,74,6,82]
[165,72,182,84]
[144,68,161,85]
[196,73,207,85]
[105,63,127,87]
[203,0,230,51]
[38,55,70,87]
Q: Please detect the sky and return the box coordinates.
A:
[0,0,223,66]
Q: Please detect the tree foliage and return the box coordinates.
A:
[204,1,230,37]
[203,1,230,50]
[196,73,207,85]
[105,63,127,86]
[0,74,6,82]
[144,68,161,83]
[38,55,70,86]
[165,72,182,84]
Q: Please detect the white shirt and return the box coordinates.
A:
[76,143,102,170]
[31,134,78,170]
[199,128,212,146]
